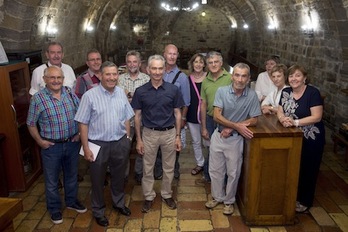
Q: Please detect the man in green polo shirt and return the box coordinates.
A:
[198,51,232,185]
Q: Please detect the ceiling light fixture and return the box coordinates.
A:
[161,0,199,12]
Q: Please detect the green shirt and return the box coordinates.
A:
[201,68,232,116]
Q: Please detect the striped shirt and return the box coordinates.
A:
[26,87,79,140]
[74,84,134,141]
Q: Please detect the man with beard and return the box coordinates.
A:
[205,63,261,215]
[118,50,150,184]
[30,41,76,96]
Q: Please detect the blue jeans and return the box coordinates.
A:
[203,115,216,181]
[41,141,80,214]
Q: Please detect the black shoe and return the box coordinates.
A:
[135,174,142,184]
[174,173,180,180]
[162,197,177,209]
[51,212,63,224]
[113,206,131,216]
[141,200,153,213]
[67,201,87,213]
[77,174,84,182]
[58,179,63,189]
[154,174,162,180]
[95,216,109,227]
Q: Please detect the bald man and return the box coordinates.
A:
[154,44,190,180]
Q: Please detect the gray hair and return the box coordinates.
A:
[46,41,63,52]
[206,51,223,63]
[233,63,251,76]
[126,50,142,62]
[43,65,64,77]
[148,55,165,68]
[101,61,117,73]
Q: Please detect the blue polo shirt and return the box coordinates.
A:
[131,81,185,128]
[214,85,261,132]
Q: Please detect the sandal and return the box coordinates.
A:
[191,166,203,175]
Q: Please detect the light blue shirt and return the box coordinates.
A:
[74,84,134,141]
[163,65,190,107]
[214,85,261,131]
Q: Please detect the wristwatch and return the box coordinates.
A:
[127,135,132,141]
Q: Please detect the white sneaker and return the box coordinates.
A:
[295,201,308,213]
[223,204,234,215]
[205,199,222,209]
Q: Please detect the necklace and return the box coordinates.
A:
[293,85,306,100]
[193,72,205,80]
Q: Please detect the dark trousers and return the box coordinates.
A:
[89,135,131,218]
[203,115,217,181]
[297,138,324,207]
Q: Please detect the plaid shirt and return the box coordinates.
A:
[118,72,150,94]
[26,87,79,140]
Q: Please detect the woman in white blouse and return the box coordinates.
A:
[261,64,288,114]
[255,55,280,101]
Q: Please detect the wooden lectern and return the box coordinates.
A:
[237,114,303,225]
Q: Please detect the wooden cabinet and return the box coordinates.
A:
[0,61,42,192]
[237,114,303,225]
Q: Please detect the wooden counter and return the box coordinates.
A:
[0,198,23,232]
[237,114,303,225]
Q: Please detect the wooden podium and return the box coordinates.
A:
[237,114,303,225]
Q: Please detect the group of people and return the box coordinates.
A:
[255,56,326,213]
[26,41,325,227]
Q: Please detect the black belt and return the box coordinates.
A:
[148,126,174,131]
[218,129,240,137]
[42,135,76,143]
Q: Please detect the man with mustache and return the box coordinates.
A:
[118,50,150,184]
[30,41,76,96]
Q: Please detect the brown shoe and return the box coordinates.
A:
[141,200,153,213]
[195,177,210,186]
[162,197,177,209]
[191,166,203,175]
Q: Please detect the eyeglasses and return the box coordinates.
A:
[45,76,64,81]
[88,58,102,62]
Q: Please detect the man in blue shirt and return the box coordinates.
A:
[74,61,134,227]
[154,44,190,180]
[27,66,86,225]
[205,63,261,215]
[131,55,184,213]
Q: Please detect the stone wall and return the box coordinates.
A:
[0,0,348,128]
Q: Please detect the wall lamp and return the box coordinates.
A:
[267,15,278,34]
[110,24,117,30]
[301,10,315,37]
[46,26,58,39]
[45,14,58,40]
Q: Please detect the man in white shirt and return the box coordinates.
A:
[30,42,76,95]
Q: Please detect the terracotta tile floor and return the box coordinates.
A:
[10,128,348,231]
